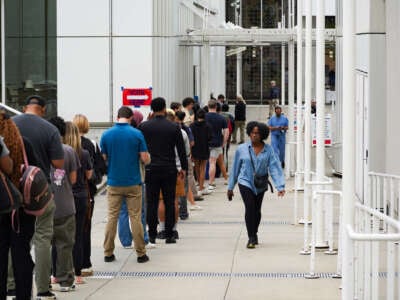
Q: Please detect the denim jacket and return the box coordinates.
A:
[228,142,285,194]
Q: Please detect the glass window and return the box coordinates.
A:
[2,0,57,118]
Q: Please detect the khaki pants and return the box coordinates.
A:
[104,185,146,257]
[269,99,279,117]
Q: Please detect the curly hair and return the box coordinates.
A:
[0,111,24,186]
[246,121,269,141]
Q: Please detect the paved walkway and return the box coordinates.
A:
[46,161,342,299]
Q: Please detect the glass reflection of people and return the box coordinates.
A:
[268,106,288,169]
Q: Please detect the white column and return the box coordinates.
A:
[287,40,295,178]
[201,43,210,104]
[315,0,327,248]
[342,0,356,298]
[301,0,312,231]
[236,1,242,96]
[281,44,286,106]
[296,0,304,183]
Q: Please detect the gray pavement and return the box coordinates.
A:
[44,152,342,299]
[46,106,343,299]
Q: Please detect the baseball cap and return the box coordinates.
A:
[25,95,46,107]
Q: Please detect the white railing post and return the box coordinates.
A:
[299,0,313,255]
[341,0,356,298]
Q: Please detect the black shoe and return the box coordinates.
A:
[180,215,188,220]
[36,291,56,299]
[246,240,256,249]
[104,254,116,262]
[149,237,156,244]
[157,230,166,239]
[173,230,179,239]
[194,196,204,201]
[281,161,285,169]
[137,254,150,263]
[165,237,177,244]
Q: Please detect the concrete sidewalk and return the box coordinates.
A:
[47,168,342,300]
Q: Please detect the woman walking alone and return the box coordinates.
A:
[227,121,285,248]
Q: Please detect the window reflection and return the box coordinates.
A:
[2,0,57,118]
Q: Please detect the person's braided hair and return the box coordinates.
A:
[0,111,24,186]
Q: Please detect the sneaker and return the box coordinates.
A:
[207,184,216,190]
[6,290,16,300]
[104,254,116,262]
[149,237,156,244]
[194,195,204,201]
[36,291,56,299]
[137,254,150,263]
[123,244,133,249]
[200,188,212,195]
[246,241,256,249]
[59,282,76,292]
[81,267,94,277]
[157,230,166,239]
[223,180,228,185]
[180,215,189,220]
[173,230,179,239]
[189,205,202,211]
[145,242,156,249]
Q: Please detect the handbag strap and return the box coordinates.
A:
[18,134,29,167]
[248,146,257,174]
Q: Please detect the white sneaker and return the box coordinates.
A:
[123,245,133,249]
[189,205,202,211]
[146,242,156,249]
[208,184,216,190]
[200,188,212,195]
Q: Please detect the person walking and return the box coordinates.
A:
[13,95,64,300]
[232,95,246,144]
[268,106,288,168]
[139,97,188,244]
[100,106,150,263]
[268,80,280,118]
[227,122,285,249]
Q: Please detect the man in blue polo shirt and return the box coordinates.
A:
[100,106,151,263]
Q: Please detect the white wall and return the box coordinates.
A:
[301,0,336,16]
[385,1,400,175]
[57,0,152,122]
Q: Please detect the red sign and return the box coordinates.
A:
[122,88,152,106]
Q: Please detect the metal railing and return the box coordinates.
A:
[343,172,400,300]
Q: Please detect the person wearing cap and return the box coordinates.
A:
[267,106,288,169]
[269,80,280,118]
[12,95,64,299]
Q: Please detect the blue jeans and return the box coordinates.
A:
[118,184,148,246]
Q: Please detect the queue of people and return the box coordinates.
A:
[0,93,286,299]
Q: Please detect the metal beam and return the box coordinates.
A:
[179,28,337,46]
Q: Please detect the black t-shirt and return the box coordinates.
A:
[13,114,64,181]
[190,120,212,160]
[205,112,227,147]
[72,149,92,199]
